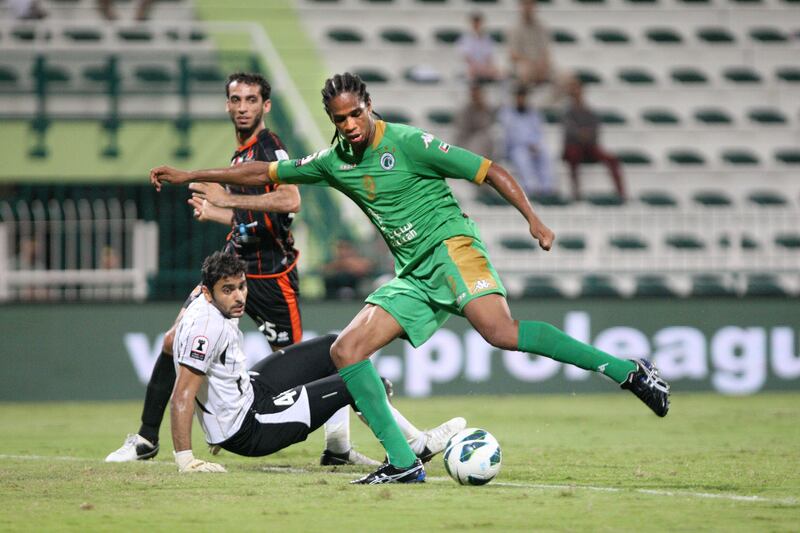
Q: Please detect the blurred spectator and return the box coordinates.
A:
[454,83,496,160]
[561,79,626,201]
[509,0,572,97]
[322,239,374,300]
[499,86,556,197]
[8,0,47,19]
[98,0,153,21]
[457,12,502,84]
[100,246,121,269]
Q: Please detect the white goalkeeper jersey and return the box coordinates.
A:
[173,295,254,444]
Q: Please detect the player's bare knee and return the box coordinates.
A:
[478,323,516,351]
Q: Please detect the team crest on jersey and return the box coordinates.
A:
[380,152,396,170]
[438,142,451,153]
[190,335,209,361]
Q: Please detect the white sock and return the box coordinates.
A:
[324,406,351,454]
[388,405,426,454]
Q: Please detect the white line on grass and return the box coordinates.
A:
[2,454,796,506]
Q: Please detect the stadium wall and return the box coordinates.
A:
[3,299,799,401]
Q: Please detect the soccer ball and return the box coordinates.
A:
[443,427,502,486]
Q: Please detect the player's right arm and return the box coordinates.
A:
[150,150,329,190]
[150,161,274,191]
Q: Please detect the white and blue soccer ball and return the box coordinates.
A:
[443,427,502,486]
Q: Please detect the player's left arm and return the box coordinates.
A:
[484,163,554,251]
[189,182,301,214]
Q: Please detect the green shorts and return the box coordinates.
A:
[365,235,506,347]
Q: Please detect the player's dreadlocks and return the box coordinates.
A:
[321,72,381,144]
[226,72,271,101]
[201,251,246,290]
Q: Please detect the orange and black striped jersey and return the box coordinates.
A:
[226,129,299,276]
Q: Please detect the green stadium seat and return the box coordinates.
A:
[646,28,683,44]
[618,68,656,85]
[34,65,70,84]
[118,28,153,42]
[730,0,762,3]
[594,29,630,44]
[83,64,116,83]
[749,28,788,43]
[557,235,586,250]
[741,234,760,250]
[434,29,462,44]
[328,28,364,43]
[694,191,732,206]
[668,149,706,165]
[697,27,736,44]
[64,28,103,42]
[380,28,417,44]
[427,110,453,125]
[489,30,505,44]
[639,191,678,206]
[614,149,652,165]
[671,67,708,84]
[380,110,412,124]
[722,149,760,165]
[501,237,537,250]
[575,68,602,85]
[776,67,800,83]
[416,0,447,3]
[678,0,710,3]
[626,0,658,3]
[635,275,676,297]
[642,108,680,125]
[724,67,761,84]
[748,191,787,206]
[522,276,563,298]
[469,0,499,3]
[533,193,571,207]
[12,28,36,41]
[746,274,788,297]
[353,68,389,83]
[0,66,19,85]
[609,234,648,250]
[775,233,800,249]
[597,109,626,125]
[541,108,561,125]
[586,193,625,206]
[190,66,225,83]
[694,108,733,125]
[135,66,173,83]
[188,30,207,42]
[581,275,621,298]
[551,29,578,44]
[666,233,705,249]
[775,149,800,164]
[748,108,787,124]
[691,274,734,297]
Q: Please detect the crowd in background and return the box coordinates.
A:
[455,0,626,202]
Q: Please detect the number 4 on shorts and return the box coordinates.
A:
[273,389,298,406]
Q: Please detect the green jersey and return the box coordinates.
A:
[269,121,492,276]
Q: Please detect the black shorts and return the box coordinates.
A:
[219,335,353,457]
[181,268,302,348]
[244,269,302,348]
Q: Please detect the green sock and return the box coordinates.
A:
[339,359,417,468]
[517,321,637,384]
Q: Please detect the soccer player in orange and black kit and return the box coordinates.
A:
[105,72,378,466]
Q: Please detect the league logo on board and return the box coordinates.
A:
[380,152,396,170]
[190,336,209,361]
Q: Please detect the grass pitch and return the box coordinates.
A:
[1,393,798,532]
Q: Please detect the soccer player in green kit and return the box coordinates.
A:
[151,72,670,485]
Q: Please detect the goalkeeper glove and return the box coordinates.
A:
[173,450,227,473]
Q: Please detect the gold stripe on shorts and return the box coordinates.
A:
[444,236,497,295]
